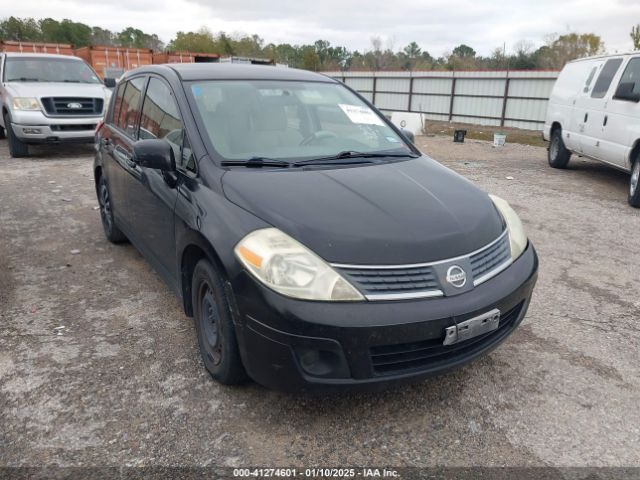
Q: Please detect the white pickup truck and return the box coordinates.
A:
[544,52,640,207]
[0,52,114,157]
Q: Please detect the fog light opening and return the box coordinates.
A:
[296,348,346,378]
[23,128,41,134]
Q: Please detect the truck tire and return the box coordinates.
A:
[3,113,29,158]
[629,156,640,208]
[548,128,571,169]
[192,258,246,385]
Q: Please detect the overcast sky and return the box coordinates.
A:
[2,0,639,56]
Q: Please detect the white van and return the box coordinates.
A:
[543,52,640,207]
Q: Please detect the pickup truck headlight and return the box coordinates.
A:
[235,228,364,301]
[489,195,528,261]
[12,97,41,111]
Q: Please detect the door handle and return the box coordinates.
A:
[584,113,589,122]
[603,115,608,126]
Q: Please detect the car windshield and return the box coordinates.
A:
[3,57,101,84]
[189,80,412,161]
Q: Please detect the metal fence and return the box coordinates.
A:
[322,70,559,131]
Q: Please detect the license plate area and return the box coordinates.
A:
[443,309,500,346]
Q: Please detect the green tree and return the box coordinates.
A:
[452,44,476,58]
[631,25,640,50]
[0,16,42,42]
[168,28,217,53]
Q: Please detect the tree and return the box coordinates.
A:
[168,28,217,53]
[452,44,476,58]
[0,16,42,42]
[536,33,605,69]
[631,25,640,50]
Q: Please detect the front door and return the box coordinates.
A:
[126,76,182,286]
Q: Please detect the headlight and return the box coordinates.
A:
[12,97,41,111]
[235,228,364,301]
[489,195,528,261]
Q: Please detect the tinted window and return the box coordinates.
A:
[110,81,126,124]
[116,77,146,138]
[615,58,640,97]
[139,77,184,163]
[591,58,623,98]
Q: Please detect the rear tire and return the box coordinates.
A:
[192,258,246,385]
[548,128,571,169]
[629,156,640,208]
[0,124,5,140]
[3,113,29,158]
[97,176,127,243]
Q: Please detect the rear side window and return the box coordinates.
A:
[591,58,623,98]
[116,77,146,138]
[615,58,640,97]
[583,66,598,93]
[110,81,126,124]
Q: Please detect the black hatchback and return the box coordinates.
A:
[94,64,538,391]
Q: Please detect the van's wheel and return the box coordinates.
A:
[192,258,246,385]
[97,176,127,243]
[629,157,640,208]
[0,125,5,140]
[548,128,571,169]
[3,113,29,158]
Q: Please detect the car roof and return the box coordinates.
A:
[569,50,640,64]
[128,63,338,83]
[1,52,82,60]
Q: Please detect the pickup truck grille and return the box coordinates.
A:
[41,97,103,116]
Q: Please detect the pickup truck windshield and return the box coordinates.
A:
[3,57,101,84]
[189,80,412,161]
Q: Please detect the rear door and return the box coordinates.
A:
[569,60,602,154]
[125,75,182,286]
[603,55,640,170]
[581,57,624,160]
[103,76,147,231]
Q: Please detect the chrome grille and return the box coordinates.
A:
[332,230,511,301]
[470,232,511,285]
[41,97,103,116]
[338,266,441,300]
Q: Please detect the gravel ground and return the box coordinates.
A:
[0,136,639,471]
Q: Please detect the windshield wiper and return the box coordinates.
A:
[7,77,40,82]
[294,150,419,166]
[221,157,294,168]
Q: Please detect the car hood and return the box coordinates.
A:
[5,82,111,99]
[222,157,505,265]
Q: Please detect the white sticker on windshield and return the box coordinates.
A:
[338,104,385,126]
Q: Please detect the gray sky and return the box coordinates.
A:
[2,0,639,56]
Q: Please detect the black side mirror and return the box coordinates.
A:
[400,128,415,144]
[614,82,640,102]
[103,77,116,88]
[133,139,176,172]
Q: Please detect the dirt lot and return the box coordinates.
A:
[1,136,639,471]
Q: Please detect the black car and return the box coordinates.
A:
[94,64,538,391]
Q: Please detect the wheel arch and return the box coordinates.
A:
[629,139,640,168]
[179,232,230,317]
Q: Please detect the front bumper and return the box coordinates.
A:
[232,243,539,392]
[9,110,101,143]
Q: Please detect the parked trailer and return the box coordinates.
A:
[0,41,74,55]
[74,45,153,79]
[152,51,220,64]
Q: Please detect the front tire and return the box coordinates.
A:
[548,128,571,169]
[192,259,246,385]
[629,157,640,208]
[0,124,5,140]
[3,113,29,158]
[97,176,127,243]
